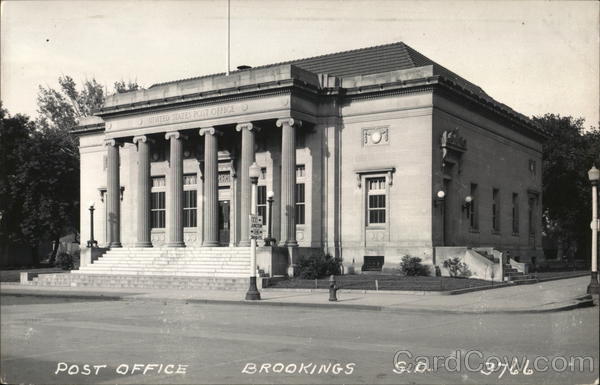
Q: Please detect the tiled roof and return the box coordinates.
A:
[148,42,540,133]
[150,42,478,89]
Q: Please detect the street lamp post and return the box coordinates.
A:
[264,190,275,246]
[246,162,261,300]
[587,165,599,295]
[87,201,98,248]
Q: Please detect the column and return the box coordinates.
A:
[277,118,301,247]
[165,131,185,247]
[236,122,260,246]
[133,135,152,247]
[200,127,220,246]
[105,139,122,248]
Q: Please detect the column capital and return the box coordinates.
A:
[165,131,188,140]
[104,139,123,147]
[235,122,261,133]
[133,135,154,144]
[276,118,302,129]
[199,127,222,136]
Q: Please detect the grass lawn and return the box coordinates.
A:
[268,275,494,291]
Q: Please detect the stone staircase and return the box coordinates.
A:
[503,264,532,282]
[27,247,252,290]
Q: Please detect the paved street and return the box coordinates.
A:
[1,294,598,384]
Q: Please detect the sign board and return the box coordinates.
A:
[249,215,263,240]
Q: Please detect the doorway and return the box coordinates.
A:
[218,200,230,245]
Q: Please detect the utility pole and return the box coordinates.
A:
[226,0,231,76]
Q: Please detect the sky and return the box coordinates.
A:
[1,0,598,127]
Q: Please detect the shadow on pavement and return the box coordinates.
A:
[0,295,120,307]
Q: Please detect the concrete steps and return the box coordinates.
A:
[29,273,249,290]
[503,264,533,282]
[29,247,253,290]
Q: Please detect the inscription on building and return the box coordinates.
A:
[139,103,247,127]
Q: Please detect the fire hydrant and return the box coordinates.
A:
[329,275,338,302]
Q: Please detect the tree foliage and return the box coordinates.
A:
[0,104,36,246]
[0,104,79,264]
[534,114,600,260]
[1,77,141,265]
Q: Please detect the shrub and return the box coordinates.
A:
[297,254,341,279]
[443,257,472,278]
[56,252,74,270]
[400,256,430,276]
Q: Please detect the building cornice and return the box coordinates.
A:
[87,68,545,143]
[96,78,324,118]
[71,123,105,136]
[434,82,546,141]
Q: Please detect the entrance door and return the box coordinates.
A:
[218,200,230,245]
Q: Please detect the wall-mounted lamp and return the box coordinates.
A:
[434,190,446,206]
[462,195,473,212]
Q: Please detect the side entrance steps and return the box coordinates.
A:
[26,247,252,290]
[503,264,533,282]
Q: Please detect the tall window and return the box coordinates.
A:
[295,183,305,225]
[492,188,500,232]
[183,174,197,228]
[257,185,267,224]
[469,183,478,230]
[296,165,305,178]
[151,176,166,228]
[367,177,386,225]
[512,193,520,234]
[528,196,536,236]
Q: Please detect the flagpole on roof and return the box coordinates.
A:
[226,0,230,76]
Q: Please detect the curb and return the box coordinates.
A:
[1,286,595,314]
[264,272,590,295]
[510,272,590,285]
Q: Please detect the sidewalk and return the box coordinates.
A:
[0,276,595,314]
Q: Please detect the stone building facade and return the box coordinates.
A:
[75,42,546,276]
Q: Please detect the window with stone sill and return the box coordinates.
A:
[512,193,520,235]
[151,192,165,228]
[183,174,197,228]
[295,183,305,225]
[469,183,478,230]
[151,176,166,228]
[528,196,536,236]
[183,190,197,228]
[492,188,500,233]
[367,177,386,225]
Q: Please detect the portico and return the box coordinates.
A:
[103,117,304,252]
